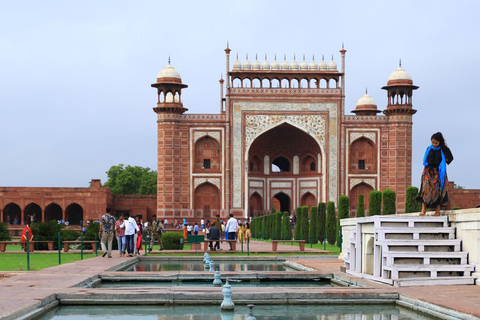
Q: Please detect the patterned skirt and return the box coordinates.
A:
[417,167,449,207]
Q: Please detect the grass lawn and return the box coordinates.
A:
[251,239,341,254]
[0,253,97,271]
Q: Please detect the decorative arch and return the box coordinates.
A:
[249,155,262,173]
[45,203,63,222]
[349,183,374,217]
[272,192,290,213]
[24,202,42,224]
[194,136,221,173]
[248,192,263,217]
[66,203,83,225]
[349,137,376,174]
[301,155,316,172]
[3,203,21,224]
[272,156,290,172]
[194,182,220,220]
[252,78,261,88]
[262,78,271,88]
[243,78,252,88]
[300,192,316,208]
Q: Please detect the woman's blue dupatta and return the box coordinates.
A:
[423,145,446,189]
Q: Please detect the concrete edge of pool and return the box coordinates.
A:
[2,256,479,320]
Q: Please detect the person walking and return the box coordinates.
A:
[115,215,126,257]
[149,215,163,252]
[124,213,139,257]
[193,222,199,235]
[418,132,454,216]
[225,214,239,251]
[99,207,116,258]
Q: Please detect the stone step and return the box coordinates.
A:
[384,251,468,265]
[376,227,455,240]
[392,276,476,287]
[384,263,475,273]
[377,216,448,229]
[377,239,462,252]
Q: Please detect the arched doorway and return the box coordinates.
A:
[3,203,21,224]
[350,137,376,174]
[194,136,221,173]
[45,203,63,222]
[249,192,263,217]
[248,123,323,213]
[350,183,374,217]
[66,203,83,225]
[272,192,290,213]
[194,183,220,220]
[300,192,316,208]
[24,203,42,224]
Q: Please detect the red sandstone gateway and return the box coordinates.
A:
[0,46,477,225]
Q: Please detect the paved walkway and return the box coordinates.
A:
[1,241,479,319]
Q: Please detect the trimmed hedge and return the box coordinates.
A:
[369,191,382,216]
[294,207,302,240]
[301,206,309,243]
[337,195,350,245]
[405,186,421,213]
[261,216,266,240]
[282,211,292,240]
[326,201,337,245]
[356,194,365,217]
[162,232,183,250]
[0,222,11,241]
[383,189,396,215]
[309,206,318,244]
[318,202,326,243]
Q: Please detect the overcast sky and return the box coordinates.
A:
[1,1,479,190]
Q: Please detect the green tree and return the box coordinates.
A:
[383,189,396,215]
[405,186,421,213]
[326,201,337,245]
[309,206,319,244]
[301,206,309,243]
[274,211,282,240]
[294,207,302,240]
[104,164,157,195]
[0,222,11,241]
[281,211,292,240]
[357,194,365,217]
[337,196,350,246]
[318,202,327,243]
[369,191,382,216]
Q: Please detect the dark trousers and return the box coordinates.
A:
[125,234,134,254]
[227,232,236,249]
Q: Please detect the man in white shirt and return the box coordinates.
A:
[225,214,239,251]
[124,213,139,257]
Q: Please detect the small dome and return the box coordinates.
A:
[388,66,412,81]
[271,56,280,70]
[281,56,289,70]
[290,56,299,70]
[319,55,327,70]
[233,54,242,70]
[262,56,270,70]
[252,56,261,70]
[300,56,309,70]
[243,56,252,70]
[309,56,318,70]
[328,57,337,70]
[356,93,377,106]
[157,64,181,79]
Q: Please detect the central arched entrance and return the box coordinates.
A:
[247,123,322,216]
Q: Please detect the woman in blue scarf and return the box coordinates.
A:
[418,132,454,216]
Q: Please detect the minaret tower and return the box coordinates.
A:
[382,61,419,212]
[151,60,189,218]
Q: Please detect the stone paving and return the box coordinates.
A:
[0,240,479,320]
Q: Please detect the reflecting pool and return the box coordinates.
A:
[38,304,437,320]
[119,260,295,272]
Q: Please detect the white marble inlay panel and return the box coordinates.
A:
[271,189,292,198]
[250,181,263,188]
[350,178,376,190]
[271,182,292,188]
[350,132,376,143]
[194,178,221,190]
[300,181,317,187]
[193,131,221,143]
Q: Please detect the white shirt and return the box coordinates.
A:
[225,217,239,233]
[124,217,139,235]
[187,225,193,232]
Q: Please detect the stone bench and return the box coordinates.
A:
[34,241,55,251]
[203,240,237,251]
[0,241,34,252]
[271,240,306,252]
[63,241,97,252]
